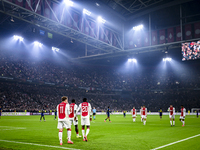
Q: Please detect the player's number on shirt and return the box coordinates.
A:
[60,106,64,114]
[70,106,73,114]
[82,106,88,112]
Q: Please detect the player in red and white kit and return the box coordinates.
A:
[69,99,81,138]
[141,105,147,125]
[180,105,186,126]
[57,96,73,145]
[76,98,92,142]
[168,105,175,126]
[140,106,143,122]
[131,107,137,122]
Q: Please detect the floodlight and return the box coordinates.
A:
[128,58,137,63]
[133,25,143,30]
[13,35,23,41]
[52,47,60,52]
[64,0,73,6]
[163,58,172,61]
[96,3,100,7]
[83,9,91,16]
[97,16,106,24]
[34,41,43,47]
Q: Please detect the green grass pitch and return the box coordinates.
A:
[0,114,200,150]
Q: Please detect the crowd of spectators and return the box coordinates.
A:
[0,50,200,112]
[1,51,200,90]
[0,82,199,112]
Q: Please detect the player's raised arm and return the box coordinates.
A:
[74,104,78,120]
[89,103,92,121]
[75,104,81,118]
[145,108,147,117]
[57,105,59,119]
[65,103,70,117]
[183,108,186,117]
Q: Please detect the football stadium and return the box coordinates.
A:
[0,0,200,149]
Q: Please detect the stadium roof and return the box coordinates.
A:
[0,0,200,64]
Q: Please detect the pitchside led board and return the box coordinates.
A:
[182,40,200,61]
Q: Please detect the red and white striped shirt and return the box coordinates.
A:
[131,109,136,115]
[77,102,92,118]
[69,103,78,118]
[181,108,186,117]
[57,102,70,121]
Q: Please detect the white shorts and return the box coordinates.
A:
[69,118,78,126]
[57,120,71,129]
[132,115,136,117]
[81,117,90,126]
[180,116,185,119]
[169,115,175,119]
[142,115,147,119]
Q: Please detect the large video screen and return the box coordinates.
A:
[182,41,200,61]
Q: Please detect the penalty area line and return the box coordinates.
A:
[151,134,200,150]
[0,140,80,150]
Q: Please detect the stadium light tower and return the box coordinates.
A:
[83,9,91,16]
[163,57,172,61]
[64,0,73,6]
[97,16,106,24]
[128,58,137,63]
[52,47,60,52]
[13,35,24,41]
[133,25,143,30]
[34,41,43,47]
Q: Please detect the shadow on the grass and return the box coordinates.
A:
[0,147,13,150]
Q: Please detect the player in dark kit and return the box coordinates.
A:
[40,108,46,122]
[54,109,57,120]
[123,111,126,118]
[104,106,111,122]
[0,106,2,119]
[159,108,163,119]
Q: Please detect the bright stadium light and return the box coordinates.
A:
[128,58,137,63]
[13,35,23,41]
[163,57,172,61]
[83,9,91,16]
[34,41,43,47]
[52,47,60,52]
[133,25,143,30]
[64,0,73,6]
[98,16,106,24]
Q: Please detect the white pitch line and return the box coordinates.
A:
[0,126,26,130]
[151,134,200,150]
[0,140,80,150]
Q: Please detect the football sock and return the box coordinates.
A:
[173,121,175,125]
[182,121,185,125]
[86,128,90,136]
[170,121,172,125]
[82,129,85,139]
[67,129,71,141]
[94,116,96,119]
[141,118,142,122]
[144,121,146,125]
[59,131,62,143]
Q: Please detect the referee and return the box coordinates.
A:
[93,107,96,120]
